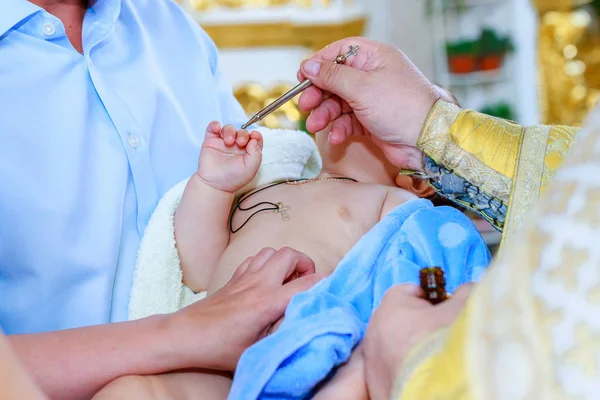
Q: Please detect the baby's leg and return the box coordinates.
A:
[313,346,368,400]
[92,370,231,400]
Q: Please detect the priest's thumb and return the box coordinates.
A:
[301,59,364,101]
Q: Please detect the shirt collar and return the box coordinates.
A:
[89,0,121,26]
[0,0,41,39]
[0,1,122,40]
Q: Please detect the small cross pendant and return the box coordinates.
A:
[276,202,291,221]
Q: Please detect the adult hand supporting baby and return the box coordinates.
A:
[170,247,320,371]
[297,37,440,171]
[9,247,318,399]
[362,283,473,400]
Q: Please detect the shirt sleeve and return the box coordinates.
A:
[209,45,250,128]
[416,100,577,240]
[188,18,250,128]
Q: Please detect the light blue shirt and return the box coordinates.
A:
[0,0,247,334]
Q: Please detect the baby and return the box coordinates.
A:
[177,84,458,299]
[149,119,433,398]
[99,87,462,399]
[175,124,428,296]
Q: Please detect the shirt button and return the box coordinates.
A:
[128,136,140,149]
[43,23,56,36]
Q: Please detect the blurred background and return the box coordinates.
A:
[176,0,600,130]
[176,0,600,250]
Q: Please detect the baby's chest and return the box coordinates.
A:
[231,186,382,240]
[209,187,384,291]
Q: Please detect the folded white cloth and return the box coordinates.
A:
[128,127,322,320]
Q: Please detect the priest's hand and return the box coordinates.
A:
[362,283,473,400]
[297,37,440,172]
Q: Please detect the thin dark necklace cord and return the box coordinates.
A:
[229,177,357,234]
[229,180,290,234]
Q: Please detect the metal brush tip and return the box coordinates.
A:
[241,115,260,130]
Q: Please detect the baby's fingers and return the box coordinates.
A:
[250,130,263,151]
[245,138,262,172]
[246,138,262,157]
[221,125,237,146]
[205,121,222,138]
[236,129,250,147]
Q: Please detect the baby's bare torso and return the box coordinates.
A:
[206,179,416,294]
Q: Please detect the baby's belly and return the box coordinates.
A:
[206,236,347,295]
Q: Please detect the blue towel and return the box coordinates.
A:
[229,199,492,400]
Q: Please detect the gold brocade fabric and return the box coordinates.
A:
[418,101,577,243]
[394,314,470,400]
[503,124,551,240]
[534,0,600,126]
[418,101,515,203]
[394,103,600,400]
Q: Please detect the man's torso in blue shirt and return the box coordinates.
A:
[0,0,247,333]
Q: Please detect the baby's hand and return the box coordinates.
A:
[197,122,263,193]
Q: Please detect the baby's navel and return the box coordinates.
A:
[338,206,351,221]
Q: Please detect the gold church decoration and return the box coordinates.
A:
[234,83,309,130]
[201,19,365,50]
[188,0,288,10]
[531,0,592,13]
[188,0,335,10]
[184,0,366,50]
[532,0,600,126]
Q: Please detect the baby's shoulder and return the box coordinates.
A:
[377,185,420,218]
[348,182,419,202]
[387,185,419,202]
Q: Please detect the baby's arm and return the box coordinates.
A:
[175,174,233,292]
[175,122,263,292]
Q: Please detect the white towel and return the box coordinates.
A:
[128,128,322,320]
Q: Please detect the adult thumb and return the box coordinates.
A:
[393,283,425,298]
[383,283,425,302]
[301,59,362,101]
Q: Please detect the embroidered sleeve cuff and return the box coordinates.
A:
[415,100,523,231]
[417,100,522,202]
[424,156,507,231]
[416,101,578,240]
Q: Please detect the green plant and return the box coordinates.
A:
[480,102,515,121]
[446,28,514,59]
[446,39,480,57]
[593,0,600,17]
[479,27,515,56]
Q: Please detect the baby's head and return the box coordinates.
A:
[315,128,400,186]
[315,84,459,196]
